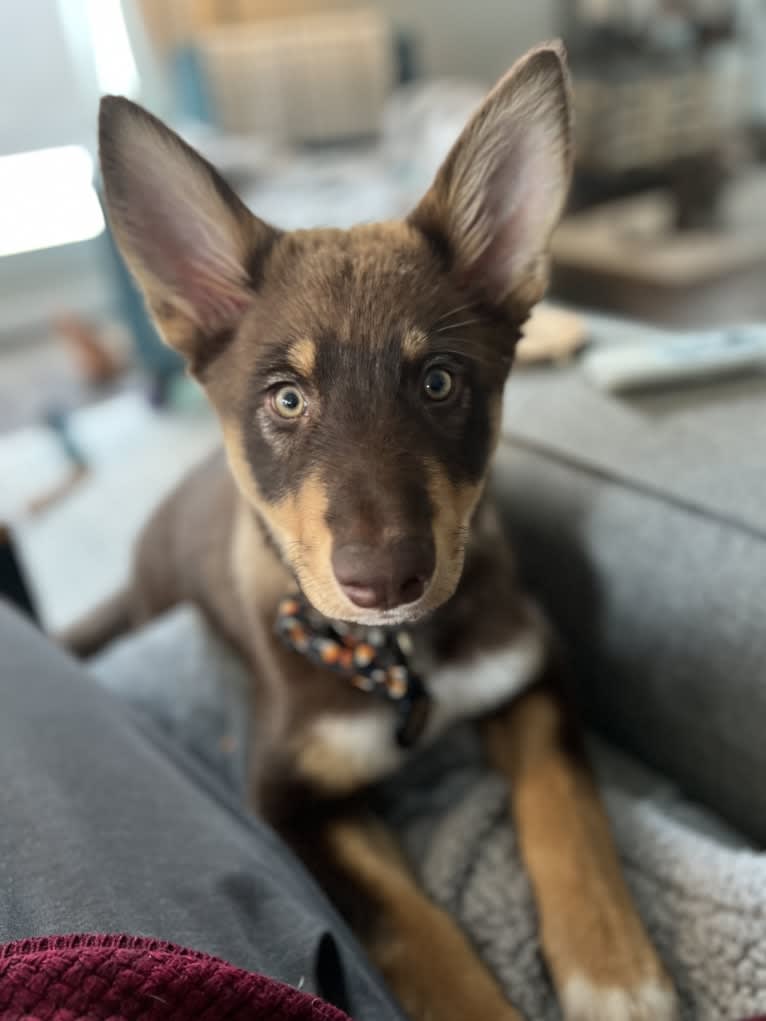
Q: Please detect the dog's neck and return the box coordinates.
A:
[274,590,431,746]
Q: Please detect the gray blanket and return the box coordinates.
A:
[92,605,766,1021]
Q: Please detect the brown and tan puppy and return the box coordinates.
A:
[76,42,678,1020]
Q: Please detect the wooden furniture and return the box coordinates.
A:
[551,170,766,327]
[137,1,394,143]
[138,0,356,54]
[198,8,394,142]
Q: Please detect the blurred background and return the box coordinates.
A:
[2,0,766,631]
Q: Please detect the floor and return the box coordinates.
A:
[0,318,140,434]
[1,381,219,632]
[0,335,90,433]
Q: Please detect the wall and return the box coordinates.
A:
[0,0,94,157]
[0,0,112,341]
[378,0,560,83]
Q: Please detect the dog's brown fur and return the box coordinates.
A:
[68,43,678,1020]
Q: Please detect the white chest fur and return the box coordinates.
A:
[299,619,547,794]
[425,625,546,739]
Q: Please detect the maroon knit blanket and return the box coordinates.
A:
[0,934,352,1020]
[4,934,764,1021]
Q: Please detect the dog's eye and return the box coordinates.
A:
[271,385,307,419]
[423,367,453,402]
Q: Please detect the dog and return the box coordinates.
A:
[70,42,678,1021]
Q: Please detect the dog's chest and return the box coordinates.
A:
[424,627,545,734]
[301,621,546,793]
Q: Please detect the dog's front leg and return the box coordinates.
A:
[321,814,525,1021]
[484,679,679,1021]
[264,790,525,1021]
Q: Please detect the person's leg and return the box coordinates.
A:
[0,602,404,1021]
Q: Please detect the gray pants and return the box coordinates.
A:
[0,603,403,1021]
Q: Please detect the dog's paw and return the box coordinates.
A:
[561,973,679,1021]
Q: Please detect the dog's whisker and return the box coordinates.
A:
[434,318,486,334]
[433,302,477,325]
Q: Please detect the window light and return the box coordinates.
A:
[84,0,139,98]
[0,145,105,258]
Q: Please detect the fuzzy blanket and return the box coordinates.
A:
[92,605,766,1021]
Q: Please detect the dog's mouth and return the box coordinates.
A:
[291,546,465,631]
[294,575,437,629]
[329,595,433,629]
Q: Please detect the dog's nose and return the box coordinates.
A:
[332,538,435,611]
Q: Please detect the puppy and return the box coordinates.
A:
[77,42,677,1021]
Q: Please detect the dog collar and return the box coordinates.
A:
[275,594,431,748]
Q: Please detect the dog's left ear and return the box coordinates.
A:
[410,41,573,314]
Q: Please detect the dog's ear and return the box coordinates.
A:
[99,97,278,364]
[410,42,573,315]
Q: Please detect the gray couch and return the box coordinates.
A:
[495,313,766,846]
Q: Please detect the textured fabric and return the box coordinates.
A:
[0,603,405,1021]
[496,314,766,845]
[388,731,766,1021]
[492,441,766,845]
[88,599,252,793]
[92,605,766,1021]
[501,313,766,536]
[0,934,350,1020]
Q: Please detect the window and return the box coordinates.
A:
[0,146,104,258]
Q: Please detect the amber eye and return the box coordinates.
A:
[271,385,306,419]
[423,367,454,401]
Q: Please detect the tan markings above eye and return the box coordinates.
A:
[289,338,317,377]
[423,367,454,401]
[271,384,307,419]
[401,328,429,360]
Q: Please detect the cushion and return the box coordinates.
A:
[91,606,766,1020]
[494,312,766,844]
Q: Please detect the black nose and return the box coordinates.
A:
[332,537,435,611]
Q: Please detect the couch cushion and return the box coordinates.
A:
[502,312,766,537]
[494,312,766,843]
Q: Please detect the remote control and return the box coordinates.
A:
[581,325,766,392]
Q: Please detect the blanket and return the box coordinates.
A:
[0,934,350,1020]
[92,605,766,1021]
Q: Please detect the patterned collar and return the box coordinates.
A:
[275,593,431,748]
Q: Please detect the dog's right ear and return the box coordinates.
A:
[409,42,573,318]
[99,97,279,366]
